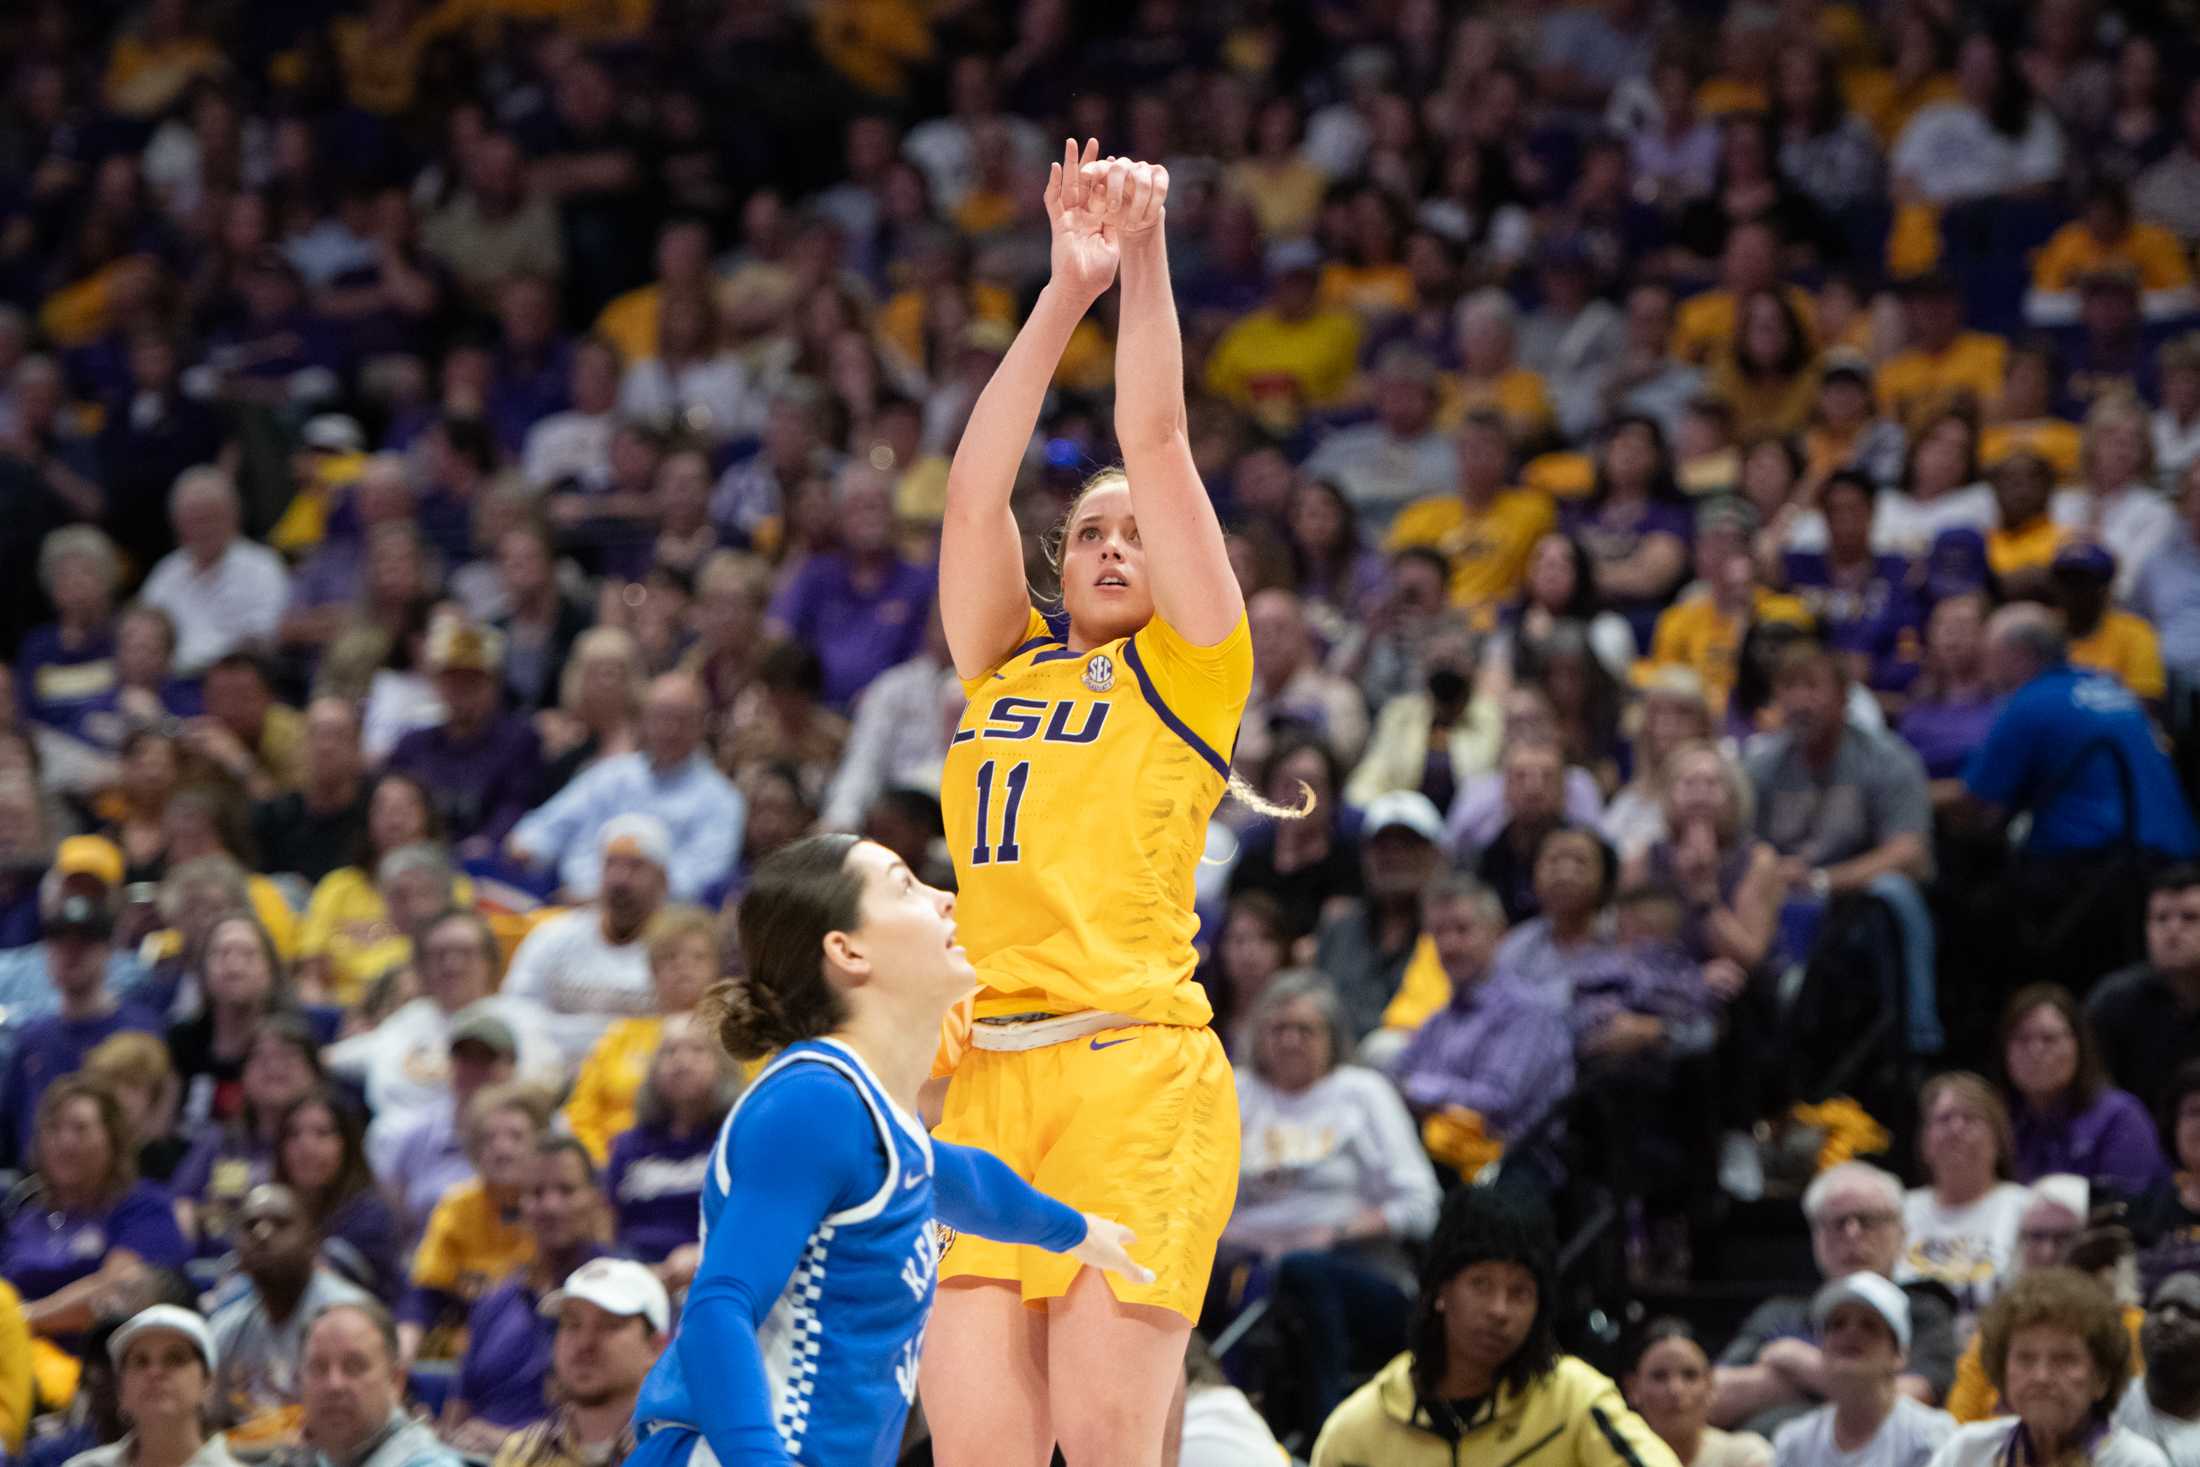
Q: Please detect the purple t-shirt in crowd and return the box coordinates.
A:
[1,1004,165,1164]
[456,1246,606,1428]
[1,1179,189,1306]
[385,713,546,848]
[605,1121,711,1263]
[13,625,118,731]
[2012,1086,2169,1198]
[1897,693,2003,781]
[768,554,932,711]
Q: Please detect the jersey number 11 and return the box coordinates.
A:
[969,759,1031,865]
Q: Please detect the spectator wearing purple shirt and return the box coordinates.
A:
[385,619,544,860]
[485,276,572,455]
[1490,825,1620,992]
[272,1089,404,1302]
[441,1137,610,1454]
[1390,874,1575,1148]
[282,456,417,653]
[3,1075,189,1351]
[1894,598,2000,794]
[2001,983,2168,1198]
[1564,414,1694,649]
[16,526,122,733]
[1779,472,1923,694]
[764,464,931,711]
[604,1014,735,1268]
[0,884,163,1168]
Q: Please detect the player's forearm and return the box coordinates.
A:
[1113,235,1187,452]
[946,284,1089,519]
[931,1139,1087,1251]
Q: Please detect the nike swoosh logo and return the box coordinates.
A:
[903,1170,927,1190]
[1089,1037,1136,1051]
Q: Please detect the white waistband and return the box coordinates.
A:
[968,1010,1144,1052]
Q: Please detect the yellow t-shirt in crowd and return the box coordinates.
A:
[1673,286,1821,365]
[410,1180,533,1316]
[1319,263,1416,319]
[1876,332,2010,428]
[1221,159,1329,239]
[1981,419,2084,479]
[1386,488,1560,613]
[562,1017,664,1164]
[1434,368,1555,444]
[299,866,473,1006]
[2032,221,2195,293]
[1203,308,1366,433]
[1985,517,2071,584]
[2071,610,2167,700]
[1649,590,1813,715]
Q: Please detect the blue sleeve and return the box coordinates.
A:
[1962,694,2035,807]
[680,1067,884,1467]
[929,1142,1087,1252]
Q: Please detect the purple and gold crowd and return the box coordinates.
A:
[12,0,2200,1463]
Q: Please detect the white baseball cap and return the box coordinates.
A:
[599,814,671,870]
[539,1257,671,1335]
[108,1304,217,1371]
[1811,1271,1911,1353]
[1362,791,1444,845]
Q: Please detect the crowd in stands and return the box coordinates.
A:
[15,0,2200,1463]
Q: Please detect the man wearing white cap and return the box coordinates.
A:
[78,1305,245,1467]
[500,815,667,1066]
[1715,1162,1959,1437]
[488,1260,668,1467]
[1772,1273,1956,1467]
[1313,790,1450,1045]
[506,671,744,905]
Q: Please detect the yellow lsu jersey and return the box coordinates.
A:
[944,606,1253,1028]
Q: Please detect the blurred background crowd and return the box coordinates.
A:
[10,0,2200,1461]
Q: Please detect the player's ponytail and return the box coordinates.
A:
[1224,768,1316,821]
[711,833,861,1061]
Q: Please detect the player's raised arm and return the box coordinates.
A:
[1093,156,1243,646]
[939,137,1117,681]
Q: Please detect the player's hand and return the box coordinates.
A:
[1070,1214,1155,1286]
[1045,138,1118,303]
[1081,156,1168,244]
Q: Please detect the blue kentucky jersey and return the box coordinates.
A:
[633,1038,939,1467]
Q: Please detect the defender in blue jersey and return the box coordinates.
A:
[626,834,1146,1467]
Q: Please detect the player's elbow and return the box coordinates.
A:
[1114,414,1188,459]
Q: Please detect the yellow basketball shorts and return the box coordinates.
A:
[933,1021,1238,1322]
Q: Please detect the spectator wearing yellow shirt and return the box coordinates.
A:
[560,906,721,1163]
[1845,11,1962,145]
[1878,271,2010,429]
[1204,241,1364,437]
[2056,542,2168,702]
[1319,187,1417,320]
[1708,288,1823,440]
[1982,342,2085,480]
[1436,289,1555,445]
[2027,182,2197,326]
[1985,451,2071,600]
[1672,222,1820,365]
[1224,98,1330,240]
[1650,499,1813,714]
[329,0,465,118]
[102,0,226,119]
[398,1082,550,1366]
[1386,412,1557,614]
[297,773,458,1006]
[592,220,716,367]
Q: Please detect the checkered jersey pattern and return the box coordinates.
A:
[769,1223,837,1455]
